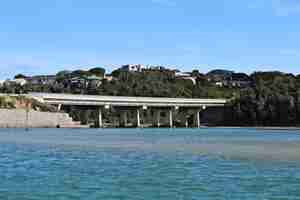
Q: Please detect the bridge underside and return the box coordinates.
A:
[59,105,208,128]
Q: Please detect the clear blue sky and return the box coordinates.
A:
[1,0,300,79]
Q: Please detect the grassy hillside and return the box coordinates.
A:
[0,95,57,112]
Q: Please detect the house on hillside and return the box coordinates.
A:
[175,72,197,85]
[121,64,144,72]
[104,74,114,82]
[206,70,252,88]
[70,75,103,88]
[86,75,103,87]
[215,81,224,87]
[146,65,167,71]
[26,75,57,85]
[213,73,252,88]
[226,73,252,88]
[0,80,6,86]
[13,78,27,86]
[206,69,234,84]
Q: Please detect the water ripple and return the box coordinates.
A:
[0,128,300,199]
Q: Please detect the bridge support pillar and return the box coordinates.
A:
[95,108,103,128]
[57,104,62,111]
[120,111,128,127]
[185,118,189,128]
[136,109,141,128]
[153,110,161,128]
[169,109,173,128]
[194,109,201,128]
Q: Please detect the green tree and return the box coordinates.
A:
[14,74,27,79]
[89,67,106,77]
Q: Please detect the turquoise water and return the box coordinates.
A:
[1,128,300,199]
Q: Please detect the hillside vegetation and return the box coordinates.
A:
[0,95,56,112]
[1,69,300,126]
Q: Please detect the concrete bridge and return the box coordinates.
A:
[30,93,227,128]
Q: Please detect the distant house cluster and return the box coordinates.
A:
[26,75,57,85]
[1,65,253,89]
[175,72,197,85]
[8,75,67,86]
[121,65,254,87]
[2,71,109,89]
[121,64,144,72]
[120,64,170,73]
[207,70,252,88]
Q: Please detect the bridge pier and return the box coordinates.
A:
[180,109,190,128]
[95,107,103,128]
[153,110,161,128]
[120,111,128,127]
[136,109,141,128]
[194,109,201,128]
[169,109,173,128]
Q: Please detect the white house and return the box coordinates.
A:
[104,74,114,82]
[0,80,6,86]
[13,78,27,86]
[121,64,144,72]
[215,81,224,87]
[175,72,197,85]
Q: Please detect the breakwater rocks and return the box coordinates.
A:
[0,109,81,128]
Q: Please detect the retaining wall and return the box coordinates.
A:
[0,109,77,128]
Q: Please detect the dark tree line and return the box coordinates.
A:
[226,72,300,126]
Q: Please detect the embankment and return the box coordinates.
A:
[0,109,81,128]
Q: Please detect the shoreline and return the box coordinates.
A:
[207,126,300,131]
[0,126,300,131]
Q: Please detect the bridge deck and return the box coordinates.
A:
[30,93,227,107]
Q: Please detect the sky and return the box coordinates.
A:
[0,0,300,79]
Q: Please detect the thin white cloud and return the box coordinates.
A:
[279,49,300,56]
[272,0,300,16]
[248,0,300,16]
[248,0,266,9]
[151,0,177,7]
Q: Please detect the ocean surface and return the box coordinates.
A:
[1,128,300,199]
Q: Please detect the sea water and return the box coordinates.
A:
[0,128,300,199]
